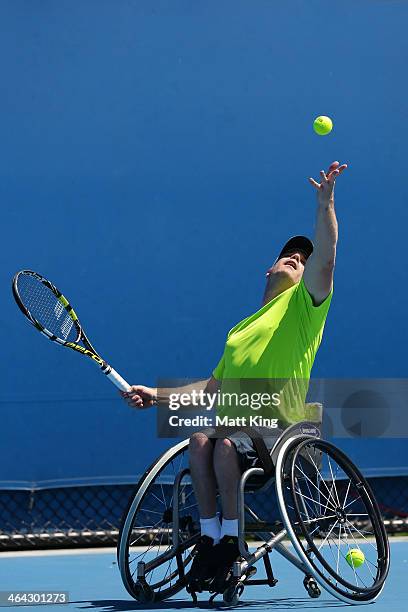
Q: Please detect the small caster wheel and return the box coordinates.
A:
[223,584,244,606]
[303,576,321,599]
[134,580,154,603]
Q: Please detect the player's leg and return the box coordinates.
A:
[213,437,241,522]
[211,438,245,590]
[212,435,266,591]
[189,432,218,519]
[188,432,220,588]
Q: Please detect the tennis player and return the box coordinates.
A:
[122,160,347,592]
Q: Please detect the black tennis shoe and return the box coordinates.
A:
[210,535,243,593]
[187,535,217,593]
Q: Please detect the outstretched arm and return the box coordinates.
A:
[121,376,220,409]
[303,160,347,305]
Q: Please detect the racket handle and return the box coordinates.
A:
[106,368,132,392]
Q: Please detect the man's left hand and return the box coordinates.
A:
[309,161,347,205]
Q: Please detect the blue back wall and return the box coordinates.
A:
[1,1,407,485]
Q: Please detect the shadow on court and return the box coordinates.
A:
[71,597,348,610]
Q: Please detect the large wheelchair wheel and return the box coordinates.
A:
[275,436,390,604]
[117,439,203,602]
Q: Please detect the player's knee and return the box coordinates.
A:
[214,437,236,462]
[189,432,212,461]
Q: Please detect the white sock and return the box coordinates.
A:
[200,516,221,544]
[221,518,238,539]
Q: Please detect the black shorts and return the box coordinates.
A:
[200,420,322,473]
[205,428,283,473]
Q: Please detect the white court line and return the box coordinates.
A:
[1,536,407,559]
[0,547,118,559]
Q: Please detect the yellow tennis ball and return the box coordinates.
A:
[313,115,333,136]
[345,548,365,569]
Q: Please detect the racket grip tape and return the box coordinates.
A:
[106,368,132,392]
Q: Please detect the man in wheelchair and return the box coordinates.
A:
[122,161,346,596]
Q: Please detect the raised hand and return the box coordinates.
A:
[309,161,347,205]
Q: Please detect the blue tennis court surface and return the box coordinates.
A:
[0,540,406,611]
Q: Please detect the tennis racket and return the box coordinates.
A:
[12,270,131,392]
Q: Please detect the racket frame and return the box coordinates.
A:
[12,270,131,391]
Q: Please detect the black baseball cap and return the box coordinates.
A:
[276,235,314,261]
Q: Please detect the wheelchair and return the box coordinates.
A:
[117,404,390,606]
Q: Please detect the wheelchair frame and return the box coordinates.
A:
[117,418,390,607]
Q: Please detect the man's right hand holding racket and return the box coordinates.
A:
[121,386,158,409]
[121,378,219,410]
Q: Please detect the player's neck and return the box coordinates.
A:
[262,276,294,306]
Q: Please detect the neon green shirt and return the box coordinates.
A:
[212,279,332,424]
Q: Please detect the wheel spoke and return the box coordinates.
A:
[299,464,321,518]
[129,518,164,547]
[294,488,337,515]
[294,464,337,511]
[343,496,360,511]
[305,448,339,508]
[139,508,163,516]
[151,491,166,507]
[336,523,342,580]
[294,477,318,519]
[181,502,199,511]
[345,519,379,552]
[342,479,352,510]
[327,456,342,508]
[325,532,341,585]
[287,503,310,520]
[159,480,168,509]
[317,519,339,551]
[305,514,338,524]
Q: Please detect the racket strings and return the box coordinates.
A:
[17,274,79,342]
